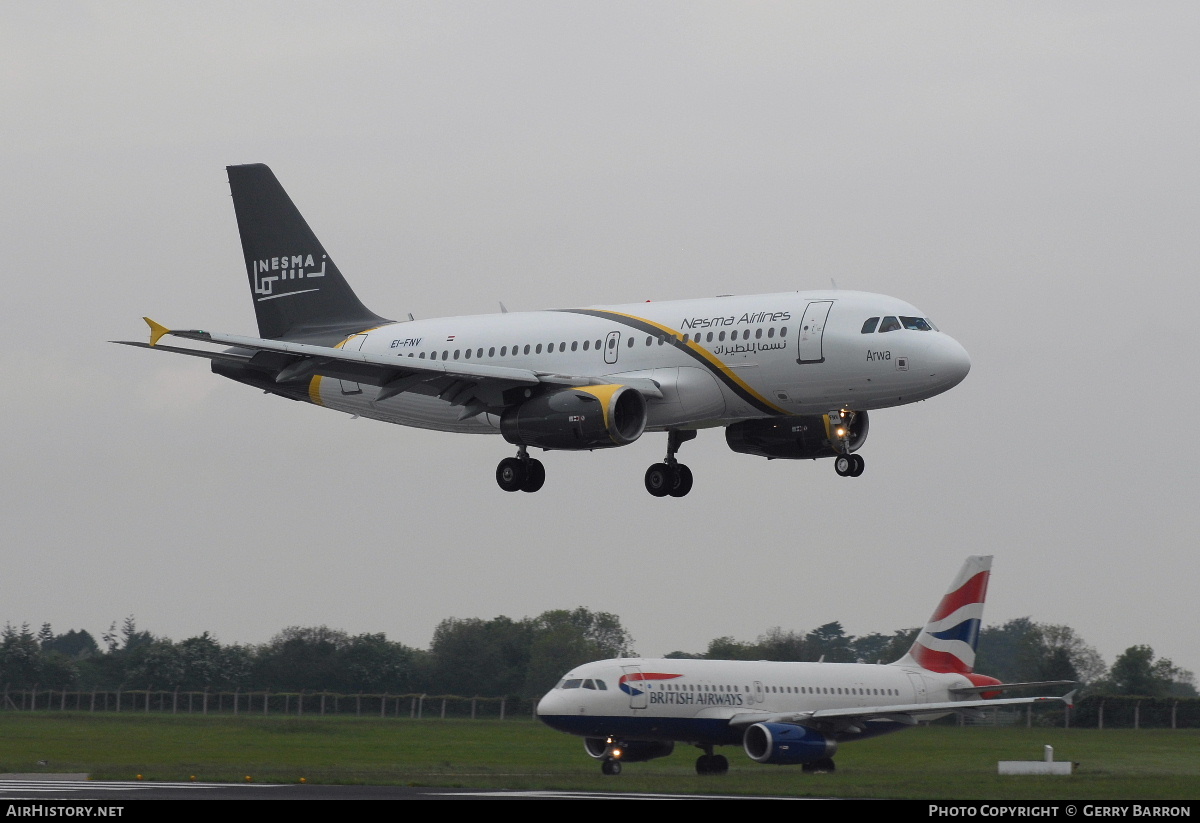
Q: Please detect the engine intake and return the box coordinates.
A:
[725,411,868,460]
[501,385,647,450]
[743,723,838,765]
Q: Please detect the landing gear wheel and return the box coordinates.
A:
[496,457,526,492]
[645,463,671,497]
[834,454,853,477]
[696,754,712,775]
[520,458,546,492]
[802,757,836,773]
[710,754,729,775]
[601,758,621,775]
[668,464,693,497]
[849,454,865,477]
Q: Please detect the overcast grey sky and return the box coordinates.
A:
[3,2,1197,678]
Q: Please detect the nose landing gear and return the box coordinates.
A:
[830,409,865,477]
[834,453,865,477]
[645,429,696,498]
[496,446,546,493]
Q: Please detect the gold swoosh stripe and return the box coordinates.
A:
[558,309,789,416]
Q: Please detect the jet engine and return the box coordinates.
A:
[584,736,675,763]
[742,723,838,765]
[500,385,647,450]
[725,411,869,460]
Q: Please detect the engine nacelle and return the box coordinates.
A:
[501,385,647,450]
[584,736,675,763]
[725,411,869,460]
[743,723,838,765]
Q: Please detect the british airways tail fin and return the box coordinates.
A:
[893,555,992,674]
[226,164,390,342]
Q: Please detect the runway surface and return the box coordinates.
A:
[0,775,809,800]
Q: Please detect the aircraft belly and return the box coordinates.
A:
[539,713,741,746]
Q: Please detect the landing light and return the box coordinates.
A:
[612,748,623,759]
[836,428,846,437]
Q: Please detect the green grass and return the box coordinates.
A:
[1,713,1197,798]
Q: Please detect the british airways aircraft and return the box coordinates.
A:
[537,556,1074,775]
[117,164,971,496]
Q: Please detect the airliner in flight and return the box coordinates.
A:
[537,556,1074,775]
[117,164,971,496]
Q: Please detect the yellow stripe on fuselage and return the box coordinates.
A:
[596,309,790,416]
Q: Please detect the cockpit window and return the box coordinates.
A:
[861,317,879,334]
[900,316,933,331]
[595,679,607,690]
[561,678,583,689]
[878,316,901,333]
[582,679,596,690]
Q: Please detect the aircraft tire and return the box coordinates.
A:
[601,758,621,776]
[644,463,671,497]
[712,754,729,775]
[668,464,693,497]
[834,455,853,477]
[496,458,527,492]
[849,454,865,477]
[695,755,711,775]
[521,459,546,493]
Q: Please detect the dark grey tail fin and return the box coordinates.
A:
[227,164,389,341]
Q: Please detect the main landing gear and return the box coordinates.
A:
[696,753,729,777]
[495,446,546,493]
[802,757,836,773]
[600,757,621,775]
[833,453,865,477]
[645,429,696,498]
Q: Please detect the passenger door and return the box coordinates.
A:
[796,301,833,364]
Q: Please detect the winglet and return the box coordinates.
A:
[144,317,171,347]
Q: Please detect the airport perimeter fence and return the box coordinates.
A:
[2,688,1196,729]
[955,695,1199,730]
[1,686,538,720]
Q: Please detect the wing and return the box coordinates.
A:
[114,318,663,419]
[727,693,1075,736]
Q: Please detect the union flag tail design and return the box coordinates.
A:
[897,555,991,674]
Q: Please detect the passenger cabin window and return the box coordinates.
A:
[861,317,880,334]
[878,316,901,333]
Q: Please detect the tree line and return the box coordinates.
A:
[1,612,1193,700]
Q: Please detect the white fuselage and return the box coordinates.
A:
[536,656,979,746]
[308,290,970,432]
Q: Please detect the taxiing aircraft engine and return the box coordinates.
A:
[743,723,838,766]
[724,411,869,460]
[584,737,675,763]
[500,385,647,450]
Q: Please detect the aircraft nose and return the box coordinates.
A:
[536,689,559,717]
[928,334,971,390]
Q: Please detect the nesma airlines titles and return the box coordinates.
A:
[117,165,971,496]
[536,556,1074,775]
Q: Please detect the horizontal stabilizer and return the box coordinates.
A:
[949,679,1075,696]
